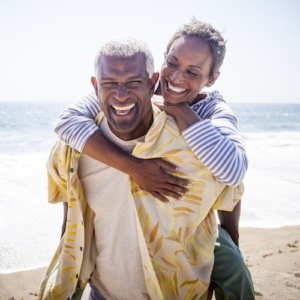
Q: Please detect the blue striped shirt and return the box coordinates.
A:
[54,90,248,186]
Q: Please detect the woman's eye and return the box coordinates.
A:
[188,71,197,76]
[167,61,176,67]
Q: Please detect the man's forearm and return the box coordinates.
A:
[217,200,241,247]
[61,202,68,238]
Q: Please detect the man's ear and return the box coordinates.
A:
[206,72,220,88]
[150,72,159,95]
[91,77,99,97]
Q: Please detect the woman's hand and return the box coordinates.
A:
[153,96,202,132]
[129,157,191,203]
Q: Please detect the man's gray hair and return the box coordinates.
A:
[94,36,154,82]
[165,20,226,80]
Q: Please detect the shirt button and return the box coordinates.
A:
[70,168,74,173]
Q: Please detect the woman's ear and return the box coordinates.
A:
[206,72,220,87]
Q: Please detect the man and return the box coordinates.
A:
[39,36,249,300]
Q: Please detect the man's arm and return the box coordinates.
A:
[61,202,68,238]
[218,201,241,247]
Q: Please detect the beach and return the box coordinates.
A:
[1,226,299,300]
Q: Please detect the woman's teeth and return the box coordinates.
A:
[168,82,186,93]
[112,104,135,115]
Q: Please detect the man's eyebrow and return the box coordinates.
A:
[128,74,144,80]
[100,74,144,81]
[100,77,116,81]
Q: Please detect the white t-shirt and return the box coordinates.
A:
[78,117,149,300]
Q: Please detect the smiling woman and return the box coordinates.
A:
[161,35,217,105]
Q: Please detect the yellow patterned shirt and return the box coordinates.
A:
[38,105,244,300]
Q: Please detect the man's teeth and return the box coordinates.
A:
[168,82,186,93]
[112,104,135,115]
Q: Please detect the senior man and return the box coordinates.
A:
[39,37,251,300]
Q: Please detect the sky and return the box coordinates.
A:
[0,0,299,103]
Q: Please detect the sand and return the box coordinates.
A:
[1,226,299,300]
[239,226,300,300]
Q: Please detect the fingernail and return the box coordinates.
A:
[178,195,183,200]
[187,182,191,186]
[175,167,181,171]
[185,190,190,194]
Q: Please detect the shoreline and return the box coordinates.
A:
[1,225,299,300]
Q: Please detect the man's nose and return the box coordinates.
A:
[115,85,130,102]
[170,68,184,84]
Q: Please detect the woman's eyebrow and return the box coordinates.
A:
[170,55,202,70]
[189,65,202,70]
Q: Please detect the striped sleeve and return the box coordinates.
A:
[182,91,248,186]
[54,90,101,152]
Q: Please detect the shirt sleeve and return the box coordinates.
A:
[54,90,101,152]
[212,183,244,211]
[182,91,248,186]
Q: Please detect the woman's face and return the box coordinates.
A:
[160,35,217,105]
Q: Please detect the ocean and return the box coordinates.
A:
[0,101,300,272]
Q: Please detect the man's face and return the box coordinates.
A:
[160,36,218,105]
[93,53,156,141]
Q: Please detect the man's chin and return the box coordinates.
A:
[108,121,138,140]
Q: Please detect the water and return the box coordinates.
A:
[0,101,300,272]
[0,102,68,273]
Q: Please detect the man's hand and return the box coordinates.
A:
[129,158,191,203]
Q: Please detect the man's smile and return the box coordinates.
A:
[112,103,136,116]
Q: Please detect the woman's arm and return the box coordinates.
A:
[154,91,248,187]
[154,92,245,245]
[54,90,101,152]
[54,91,190,203]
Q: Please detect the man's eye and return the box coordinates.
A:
[101,82,117,88]
[126,81,142,88]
